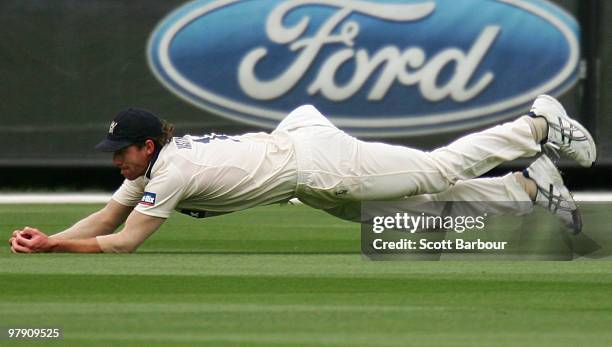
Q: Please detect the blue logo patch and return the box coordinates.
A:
[148,0,580,137]
[140,192,157,206]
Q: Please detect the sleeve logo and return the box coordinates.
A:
[140,192,157,206]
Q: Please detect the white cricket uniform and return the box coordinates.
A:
[112,105,539,220]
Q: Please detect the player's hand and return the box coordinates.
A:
[8,229,21,247]
[11,227,55,253]
[8,229,26,252]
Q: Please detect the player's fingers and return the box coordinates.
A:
[16,235,34,247]
[12,230,22,238]
[22,228,44,238]
[8,237,15,246]
[18,231,35,240]
[22,227,40,234]
[18,231,33,240]
[11,239,30,253]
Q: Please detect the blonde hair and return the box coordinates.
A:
[156,120,175,146]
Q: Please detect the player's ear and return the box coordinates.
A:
[144,139,156,155]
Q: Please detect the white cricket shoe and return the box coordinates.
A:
[530,95,596,167]
[523,154,582,234]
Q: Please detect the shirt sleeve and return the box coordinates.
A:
[112,178,146,207]
[134,165,187,218]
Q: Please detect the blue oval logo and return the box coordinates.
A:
[148,0,580,137]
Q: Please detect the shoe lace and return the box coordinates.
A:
[538,184,574,213]
[548,117,588,144]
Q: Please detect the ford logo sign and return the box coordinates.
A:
[148,0,580,137]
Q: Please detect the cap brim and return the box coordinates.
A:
[94,138,134,152]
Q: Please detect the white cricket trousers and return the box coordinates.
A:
[276,105,539,219]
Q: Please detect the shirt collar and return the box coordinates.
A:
[145,145,162,179]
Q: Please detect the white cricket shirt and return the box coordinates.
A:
[112,130,298,218]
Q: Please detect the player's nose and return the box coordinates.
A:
[112,153,123,167]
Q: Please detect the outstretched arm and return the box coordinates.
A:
[50,199,133,240]
[95,211,166,253]
[10,210,165,254]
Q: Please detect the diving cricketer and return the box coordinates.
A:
[8,95,596,253]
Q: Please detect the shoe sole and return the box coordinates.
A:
[537,95,597,167]
[529,154,582,234]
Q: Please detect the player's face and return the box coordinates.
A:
[112,143,152,180]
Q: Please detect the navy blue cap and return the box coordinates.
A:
[95,108,163,152]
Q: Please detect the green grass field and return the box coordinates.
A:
[1,203,612,346]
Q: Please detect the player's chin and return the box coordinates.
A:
[121,170,138,181]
